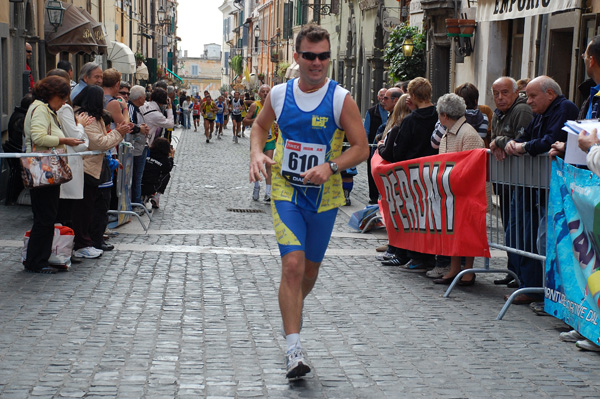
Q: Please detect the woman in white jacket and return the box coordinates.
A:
[47,69,93,200]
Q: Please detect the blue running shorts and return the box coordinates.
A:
[272,200,338,263]
[216,113,224,124]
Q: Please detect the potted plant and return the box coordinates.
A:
[257,72,265,82]
[134,52,145,66]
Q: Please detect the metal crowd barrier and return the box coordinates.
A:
[442,151,550,320]
[0,148,151,232]
[107,142,152,233]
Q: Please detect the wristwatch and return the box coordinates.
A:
[329,161,339,174]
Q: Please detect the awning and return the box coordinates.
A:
[285,61,299,79]
[135,62,149,80]
[107,41,136,74]
[44,1,98,55]
[77,8,107,55]
[166,67,183,84]
[477,0,580,21]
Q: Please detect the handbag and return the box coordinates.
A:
[20,106,73,189]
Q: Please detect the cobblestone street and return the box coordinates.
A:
[0,126,599,398]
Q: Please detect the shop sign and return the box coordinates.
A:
[383,17,401,32]
[477,0,580,21]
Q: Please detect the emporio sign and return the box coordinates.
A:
[477,0,581,21]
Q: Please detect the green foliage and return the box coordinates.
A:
[231,55,243,76]
[384,23,426,82]
[277,62,290,79]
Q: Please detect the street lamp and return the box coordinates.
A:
[157,6,167,22]
[46,0,66,32]
[402,35,414,57]
[254,25,260,41]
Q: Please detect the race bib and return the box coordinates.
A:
[206,112,214,119]
[281,139,326,187]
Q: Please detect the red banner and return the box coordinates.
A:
[371,149,490,258]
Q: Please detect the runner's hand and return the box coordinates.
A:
[249,153,276,183]
[300,163,332,186]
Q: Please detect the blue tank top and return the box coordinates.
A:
[271,79,345,212]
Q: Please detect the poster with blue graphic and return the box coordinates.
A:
[545,158,600,344]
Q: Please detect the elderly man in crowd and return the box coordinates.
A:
[489,76,534,287]
[127,85,150,207]
[71,62,103,101]
[502,76,578,304]
[364,88,388,204]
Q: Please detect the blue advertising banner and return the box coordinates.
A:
[545,158,600,344]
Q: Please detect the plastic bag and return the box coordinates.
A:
[348,205,383,232]
[22,225,74,267]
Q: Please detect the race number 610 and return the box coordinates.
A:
[288,152,319,172]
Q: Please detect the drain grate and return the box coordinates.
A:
[226,208,266,214]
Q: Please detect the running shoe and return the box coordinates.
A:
[264,194,271,202]
[252,185,260,201]
[376,251,395,261]
[576,339,600,352]
[398,260,431,273]
[559,330,585,343]
[73,247,103,259]
[285,348,311,379]
[426,265,451,278]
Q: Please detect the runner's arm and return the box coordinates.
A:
[249,94,276,183]
[243,103,258,127]
[300,94,369,185]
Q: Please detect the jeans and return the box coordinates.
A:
[131,147,148,205]
[183,112,191,129]
[506,188,543,291]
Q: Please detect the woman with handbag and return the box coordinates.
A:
[71,85,129,259]
[23,76,86,273]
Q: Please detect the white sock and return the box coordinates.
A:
[254,181,260,189]
[286,333,301,352]
[266,185,271,195]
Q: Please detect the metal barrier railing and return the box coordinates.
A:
[0,148,151,232]
[442,151,550,320]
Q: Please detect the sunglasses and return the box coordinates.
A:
[119,91,130,96]
[298,51,331,61]
[26,50,32,54]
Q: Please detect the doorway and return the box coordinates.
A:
[547,29,573,96]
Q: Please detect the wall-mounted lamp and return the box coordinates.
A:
[445,18,476,57]
[402,35,414,58]
[46,0,66,32]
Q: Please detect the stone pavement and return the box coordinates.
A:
[0,126,599,399]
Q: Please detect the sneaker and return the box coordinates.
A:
[150,195,160,209]
[426,265,451,279]
[576,339,600,352]
[285,347,311,379]
[560,330,585,343]
[105,229,119,238]
[398,260,431,273]
[381,257,409,266]
[264,194,271,202]
[376,251,395,261]
[73,247,102,259]
[234,135,238,144]
[252,185,260,201]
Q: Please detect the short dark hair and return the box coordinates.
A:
[454,82,479,110]
[151,88,168,105]
[120,81,131,90]
[151,137,171,157]
[46,68,70,82]
[57,60,72,73]
[153,80,168,90]
[588,35,600,63]
[295,24,330,52]
[73,85,105,120]
[32,76,70,103]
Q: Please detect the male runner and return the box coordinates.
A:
[230,91,244,143]
[244,84,277,201]
[202,91,216,143]
[249,24,369,379]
